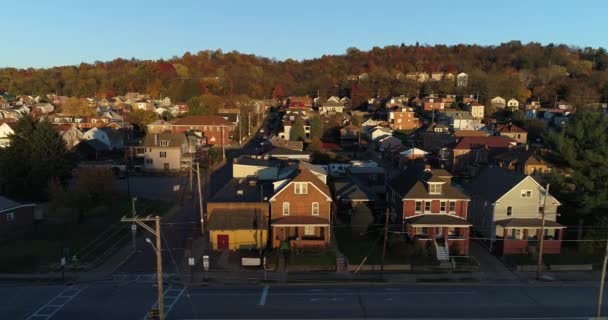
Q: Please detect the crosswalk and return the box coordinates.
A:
[26,285,85,320]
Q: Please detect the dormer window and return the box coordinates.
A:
[428,183,442,195]
[160,140,169,147]
[294,183,308,194]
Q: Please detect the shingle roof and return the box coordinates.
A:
[389,166,469,200]
[496,124,527,133]
[265,147,310,156]
[454,130,488,137]
[333,178,377,202]
[290,164,331,197]
[210,179,274,202]
[469,166,526,203]
[493,149,546,166]
[495,218,564,229]
[405,214,471,226]
[141,132,186,148]
[453,136,515,150]
[271,216,330,225]
[207,209,267,230]
[171,115,233,126]
[0,196,32,213]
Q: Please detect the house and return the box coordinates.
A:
[420,124,454,161]
[398,147,428,168]
[463,95,477,104]
[339,124,360,148]
[57,124,84,149]
[377,136,402,153]
[454,130,489,138]
[388,166,471,256]
[452,136,516,171]
[332,178,377,207]
[493,148,551,175]
[142,132,193,171]
[468,167,564,255]
[82,127,124,150]
[369,126,392,141]
[495,123,527,144]
[263,137,304,152]
[288,96,313,108]
[348,163,386,195]
[0,122,15,148]
[264,147,311,162]
[456,72,468,87]
[169,116,235,146]
[463,102,484,119]
[207,178,273,250]
[442,110,481,131]
[0,196,35,238]
[147,120,172,134]
[389,107,420,131]
[361,119,385,137]
[507,99,520,110]
[319,101,345,115]
[232,156,287,180]
[423,97,446,111]
[430,72,444,81]
[490,96,506,109]
[269,165,332,249]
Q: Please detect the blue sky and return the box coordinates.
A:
[1,0,607,68]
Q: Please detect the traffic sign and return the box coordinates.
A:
[131,224,137,231]
[202,255,209,271]
[188,257,195,266]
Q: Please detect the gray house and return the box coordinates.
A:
[468,167,564,255]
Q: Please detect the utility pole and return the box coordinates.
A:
[196,161,204,234]
[248,111,251,137]
[131,197,137,251]
[597,238,608,319]
[189,163,193,194]
[381,207,390,271]
[221,127,226,160]
[536,183,549,280]
[121,216,164,320]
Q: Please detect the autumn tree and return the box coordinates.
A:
[271,84,284,101]
[60,97,96,116]
[130,109,158,131]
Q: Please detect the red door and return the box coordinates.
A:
[217,234,229,250]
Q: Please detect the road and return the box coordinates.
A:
[4,282,606,319]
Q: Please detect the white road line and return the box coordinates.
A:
[26,285,85,320]
[143,286,186,320]
[190,291,476,297]
[258,285,269,306]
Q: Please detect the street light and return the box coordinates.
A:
[145,237,158,252]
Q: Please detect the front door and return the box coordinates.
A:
[164,163,169,171]
[217,234,229,250]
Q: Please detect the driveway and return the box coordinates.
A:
[469,241,519,281]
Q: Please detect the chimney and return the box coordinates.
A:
[154,133,159,146]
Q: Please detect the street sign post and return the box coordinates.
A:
[203,255,209,281]
[61,257,66,281]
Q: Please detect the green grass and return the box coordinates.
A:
[0,197,173,273]
[289,250,336,267]
[543,253,603,266]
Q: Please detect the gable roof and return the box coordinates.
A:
[0,196,34,213]
[270,165,331,201]
[469,166,526,203]
[332,178,377,202]
[496,124,527,134]
[389,166,469,200]
[494,148,546,166]
[171,115,233,126]
[142,132,186,148]
[453,136,515,150]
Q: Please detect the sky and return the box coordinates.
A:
[1,0,607,69]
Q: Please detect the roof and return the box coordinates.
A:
[141,132,186,148]
[454,130,488,138]
[494,149,546,166]
[210,179,273,202]
[265,147,310,156]
[405,214,472,227]
[495,218,565,229]
[0,196,34,213]
[496,124,527,134]
[453,136,515,150]
[400,148,428,157]
[290,164,331,197]
[333,178,377,202]
[233,156,282,167]
[81,139,110,151]
[469,166,526,202]
[271,216,330,226]
[148,120,171,126]
[207,209,267,230]
[389,166,469,200]
[267,137,303,151]
[218,113,238,124]
[97,127,124,146]
[171,115,233,126]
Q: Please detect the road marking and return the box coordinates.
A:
[384,288,400,291]
[258,285,269,306]
[190,290,475,297]
[26,285,85,320]
[143,286,185,320]
[308,289,325,292]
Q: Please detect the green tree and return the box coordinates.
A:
[130,109,158,131]
[0,116,74,201]
[351,204,374,237]
[547,110,608,234]
[309,116,323,140]
[289,117,306,141]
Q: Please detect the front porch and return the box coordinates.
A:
[404,214,472,256]
[271,216,331,249]
[493,218,565,256]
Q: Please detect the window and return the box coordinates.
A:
[160,140,169,147]
[507,206,512,216]
[440,201,447,213]
[282,202,290,215]
[424,201,431,213]
[159,151,167,158]
[415,201,422,213]
[294,183,308,194]
[449,201,456,213]
[304,226,315,236]
[311,202,319,216]
[521,190,532,198]
[539,206,544,214]
[429,183,442,194]
[146,159,153,165]
[6,212,15,222]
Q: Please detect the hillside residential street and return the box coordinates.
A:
[3,281,606,319]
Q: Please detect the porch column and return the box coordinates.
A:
[523,229,529,240]
[558,229,564,240]
[443,227,449,239]
[503,227,508,239]
[536,228,542,241]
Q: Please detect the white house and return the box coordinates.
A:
[507,99,520,109]
[464,102,485,119]
[491,96,506,108]
[0,122,15,148]
[456,72,468,87]
[83,127,124,150]
[59,125,84,149]
[370,126,392,141]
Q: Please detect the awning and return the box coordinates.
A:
[405,214,471,227]
[271,216,330,227]
[495,218,565,229]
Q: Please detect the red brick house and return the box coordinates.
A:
[452,136,516,171]
[423,97,446,111]
[0,196,35,239]
[269,165,332,249]
[169,116,236,146]
[389,107,420,130]
[388,166,471,256]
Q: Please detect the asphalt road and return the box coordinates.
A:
[5,282,606,319]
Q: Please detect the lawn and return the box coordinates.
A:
[503,253,603,267]
[0,197,173,273]
[289,250,336,267]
